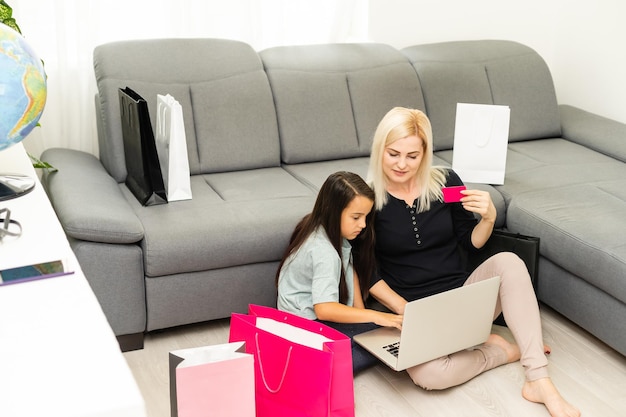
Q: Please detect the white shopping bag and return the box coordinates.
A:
[155,94,192,201]
[452,103,510,185]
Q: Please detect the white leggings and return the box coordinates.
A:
[406,252,549,390]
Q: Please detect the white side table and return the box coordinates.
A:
[0,143,146,417]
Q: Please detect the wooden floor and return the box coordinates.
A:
[124,305,626,417]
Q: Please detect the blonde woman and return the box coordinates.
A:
[367,107,579,417]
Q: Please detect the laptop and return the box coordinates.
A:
[354,276,501,371]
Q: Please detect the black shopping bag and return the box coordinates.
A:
[119,87,167,206]
[466,230,540,326]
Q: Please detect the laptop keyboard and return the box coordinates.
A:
[384,341,400,357]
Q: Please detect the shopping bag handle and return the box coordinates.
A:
[157,102,169,137]
[255,332,292,393]
[473,112,495,148]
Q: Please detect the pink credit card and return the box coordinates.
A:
[442,186,466,203]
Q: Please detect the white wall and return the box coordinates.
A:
[8,0,625,158]
[368,0,626,124]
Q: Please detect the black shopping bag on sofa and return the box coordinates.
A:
[119,87,167,206]
[466,230,540,326]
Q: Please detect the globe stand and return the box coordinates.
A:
[0,173,36,202]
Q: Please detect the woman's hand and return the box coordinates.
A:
[369,280,408,315]
[460,189,497,223]
[461,189,497,248]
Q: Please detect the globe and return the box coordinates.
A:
[0,23,47,152]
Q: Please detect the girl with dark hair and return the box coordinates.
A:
[276,171,403,373]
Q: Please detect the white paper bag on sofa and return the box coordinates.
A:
[155,94,192,201]
[452,103,511,185]
[169,341,255,417]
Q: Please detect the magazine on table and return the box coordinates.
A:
[0,259,74,286]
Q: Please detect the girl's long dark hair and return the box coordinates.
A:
[276,171,376,304]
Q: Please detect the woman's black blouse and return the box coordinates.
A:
[373,170,479,301]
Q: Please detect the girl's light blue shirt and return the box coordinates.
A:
[277,227,354,320]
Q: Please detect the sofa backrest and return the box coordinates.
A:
[260,43,425,164]
[94,38,280,182]
[402,40,562,151]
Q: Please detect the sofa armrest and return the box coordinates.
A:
[559,104,626,163]
[41,148,144,244]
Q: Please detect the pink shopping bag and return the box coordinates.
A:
[169,341,255,417]
[229,304,354,417]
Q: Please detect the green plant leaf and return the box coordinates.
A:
[28,153,57,172]
[0,1,21,33]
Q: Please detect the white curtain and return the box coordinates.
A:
[10,0,369,158]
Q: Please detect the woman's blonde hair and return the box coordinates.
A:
[367,107,447,212]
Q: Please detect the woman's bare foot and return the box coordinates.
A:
[523,377,580,417]
[485,333,520,363]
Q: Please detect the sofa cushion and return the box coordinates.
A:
[347,63,426,152]
[506,179,626,306]
[408,63,493,150]
[190,72,280,173]
[94,38,278,180]
[282,157,371,191]
[42,148,144,244]
[486,52,561,141]
[497,139,626,204]
[203,168,313,202]
[123,168,316,277]
[261,43,425,164]
[560,105,626,163]
[264,70,359,163]
[402,40,561,151]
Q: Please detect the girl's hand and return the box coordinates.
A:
[374,312,403,330]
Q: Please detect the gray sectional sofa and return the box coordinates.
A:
[41,39,626,356]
